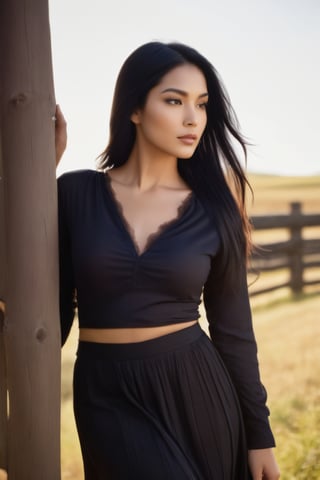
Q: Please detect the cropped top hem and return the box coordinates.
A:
[78,316,201,329]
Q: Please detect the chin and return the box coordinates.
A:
[177,149,197,159]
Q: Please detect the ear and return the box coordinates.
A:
[130,110,141,125]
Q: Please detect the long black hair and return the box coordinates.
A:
[97,41,252,286]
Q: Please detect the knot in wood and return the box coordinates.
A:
[35,327,47,342]
[10,92,29,106]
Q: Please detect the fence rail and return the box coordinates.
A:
[249,202,320,296]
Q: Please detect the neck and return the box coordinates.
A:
[112,143,184,192]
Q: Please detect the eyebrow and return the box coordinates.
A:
[160,88,209,99]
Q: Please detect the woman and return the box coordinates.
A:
[56,42,280,479]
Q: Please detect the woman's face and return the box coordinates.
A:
[131,63,208,159]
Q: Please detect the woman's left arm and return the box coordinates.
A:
[248,448,280,479]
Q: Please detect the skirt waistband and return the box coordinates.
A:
[76,322,205,360]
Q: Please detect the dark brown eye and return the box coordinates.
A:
[165,98,182,105]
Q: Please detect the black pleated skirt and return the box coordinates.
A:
[73,323,251,479]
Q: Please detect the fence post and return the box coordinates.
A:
[289,202,304,294]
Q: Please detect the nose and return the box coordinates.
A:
[183,118,196,126]
[183,106,197,127]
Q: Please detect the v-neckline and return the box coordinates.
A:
[101,170,194,258]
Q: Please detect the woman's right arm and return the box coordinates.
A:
[57,174,77,346]
[55,108,76,345]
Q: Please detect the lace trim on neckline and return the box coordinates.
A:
[104,171,193,257]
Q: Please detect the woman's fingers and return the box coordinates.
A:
[54,104,67,167]
[248,448,280,480]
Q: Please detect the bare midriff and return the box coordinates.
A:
[79,320,198,344]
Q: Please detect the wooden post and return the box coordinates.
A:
[289,202,304,295]
[0,1,61,478]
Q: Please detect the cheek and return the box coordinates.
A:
[142,107,174,137]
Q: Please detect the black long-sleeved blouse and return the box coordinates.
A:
[58,168,275,449]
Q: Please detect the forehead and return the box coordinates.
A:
[157,64,207,92]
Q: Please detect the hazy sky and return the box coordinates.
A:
[50,0,320,177]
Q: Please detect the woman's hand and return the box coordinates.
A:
[248,448,280,479]
[54,104,67,167]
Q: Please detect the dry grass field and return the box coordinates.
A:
[247,173,320,215]
[253,292,320,480]
[61,174,320,479]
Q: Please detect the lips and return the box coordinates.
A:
[178,134,197,140]
[177,134,198,146]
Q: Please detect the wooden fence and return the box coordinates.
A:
[249,202,320,296]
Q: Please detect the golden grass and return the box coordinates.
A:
[0,469,7,480]
[61,327,82,480]
[247,174,320,215]
[253,292,320,479]
[60,174,320,479]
